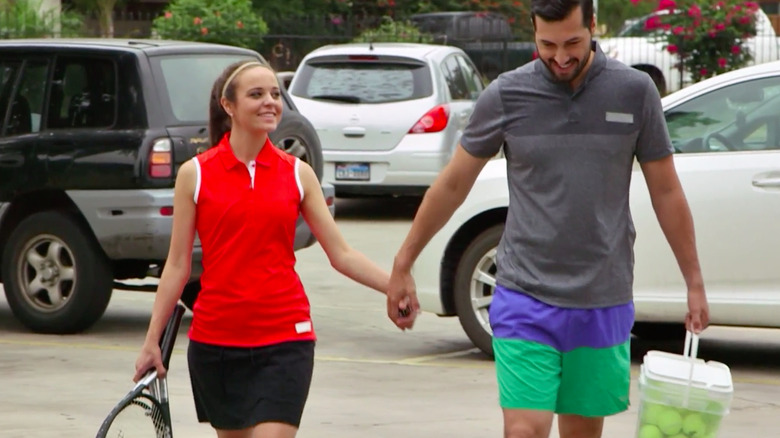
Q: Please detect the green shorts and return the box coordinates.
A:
[490,286,633,417]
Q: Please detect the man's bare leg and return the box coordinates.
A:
[503,408,555,438]
[558,414,603,438]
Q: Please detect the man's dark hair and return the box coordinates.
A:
[531,0,593,28]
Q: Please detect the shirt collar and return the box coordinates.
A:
[217,132,274,170]
[535,40,607,91]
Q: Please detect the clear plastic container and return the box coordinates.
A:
[635,332,733,438]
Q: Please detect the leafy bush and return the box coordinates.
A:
[636,0,760,82]
[152,0,268,49]
[0,0,83,38]
[353,16,433,43]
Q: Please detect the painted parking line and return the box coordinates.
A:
[2,338,778,386]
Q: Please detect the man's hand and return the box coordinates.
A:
[387,263,420,330]
[686,287,710,334]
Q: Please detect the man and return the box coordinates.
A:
[386,1,710,437]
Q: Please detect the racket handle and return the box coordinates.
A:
[159,303,186,369]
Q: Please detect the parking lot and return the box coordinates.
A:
[1,198,780,438]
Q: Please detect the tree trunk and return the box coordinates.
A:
[98,0,116,37]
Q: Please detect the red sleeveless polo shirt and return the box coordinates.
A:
[187,133,316,347]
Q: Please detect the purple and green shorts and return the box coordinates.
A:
[490,285,634,417]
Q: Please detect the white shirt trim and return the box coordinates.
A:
[192,157,201,204]
[294,158,304,202]
[246,160,256,189]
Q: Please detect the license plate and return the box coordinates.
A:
[335,163,370,181]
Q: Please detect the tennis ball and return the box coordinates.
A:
[682,412,708,437]
[641,403,665,426]
[638,424,663,438]
[657,408,683,435]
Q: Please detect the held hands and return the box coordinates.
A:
[387,264,420,331]
[133,342,165,382]
[686,287,710,334]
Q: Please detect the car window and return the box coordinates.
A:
[0,61,21,135]
[665,76,780,153]
[456,55,484,100]
[5,60,48,136]
[47,57,117,130]
[155,55,254,123]
[441,55,470,100]
[292,59,433,104]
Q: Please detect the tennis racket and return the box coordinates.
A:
[96,303,186,438]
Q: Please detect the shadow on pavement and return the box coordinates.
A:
[334,196,423,221]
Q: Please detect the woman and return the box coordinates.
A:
[133,60,403,438]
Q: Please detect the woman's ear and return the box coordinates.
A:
[220,96,234,118]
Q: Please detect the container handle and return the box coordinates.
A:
[682,330,699,408]
[684,330,700,359]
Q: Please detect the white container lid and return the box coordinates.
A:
[642,350,733,394]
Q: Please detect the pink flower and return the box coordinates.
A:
[658,0,676,10]
[672,26,684,35]
[700,68,708,76]
[739,16,752,25]
[688,4,701,17]
[236,20,244,29]
[714,23,726,31]
[744,2,759,10]
[667,44,678,54]
[193,17,202,25]
[200,27,208,35]
[164,11,172,19]
[645,16,662,30]
[731,45,741,54]
[718,58,727,68]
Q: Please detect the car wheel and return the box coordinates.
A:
[271,115,324,181]
[632,322,686,341]
[1,211,113,333]
[180,280,200,311]
[454,224,504,358]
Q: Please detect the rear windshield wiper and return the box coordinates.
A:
[309,94,361,103]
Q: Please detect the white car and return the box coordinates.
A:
[414,59,780,357]
[287,43,484,196]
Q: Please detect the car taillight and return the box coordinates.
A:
[408,104,449,134]
[149,138,172,178]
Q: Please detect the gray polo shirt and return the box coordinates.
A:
[460,43,674,308]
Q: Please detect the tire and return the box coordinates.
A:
[180,280,201,311]
[453,224,504,358]
[632,322,686,341]
[1,211,113,334]
[271,113,324,181]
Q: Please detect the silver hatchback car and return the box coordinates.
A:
[288,43,485,196]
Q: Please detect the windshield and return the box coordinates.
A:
[154,54,256,123]
[291,60,433,104]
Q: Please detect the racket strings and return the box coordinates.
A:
[105,395,168,438]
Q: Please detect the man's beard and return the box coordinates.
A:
[541,44,592,84]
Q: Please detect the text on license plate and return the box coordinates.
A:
[335,163,370,181]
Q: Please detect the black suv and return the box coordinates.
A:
[0,39,332,334]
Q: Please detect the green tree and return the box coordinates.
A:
[597,0,657,35]
[353,15,433,42]
[0,0,82,38]
[71,0,121,37]
[152,0,268,49]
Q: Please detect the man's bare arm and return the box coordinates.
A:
[388,145,491,328]
[640,155,709,332]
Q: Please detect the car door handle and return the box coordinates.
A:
[753,177,780,188]
[0,153,23,167]
[752,171,780,188]
[342,127,365,138]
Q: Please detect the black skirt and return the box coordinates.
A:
[187,339,315,430]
